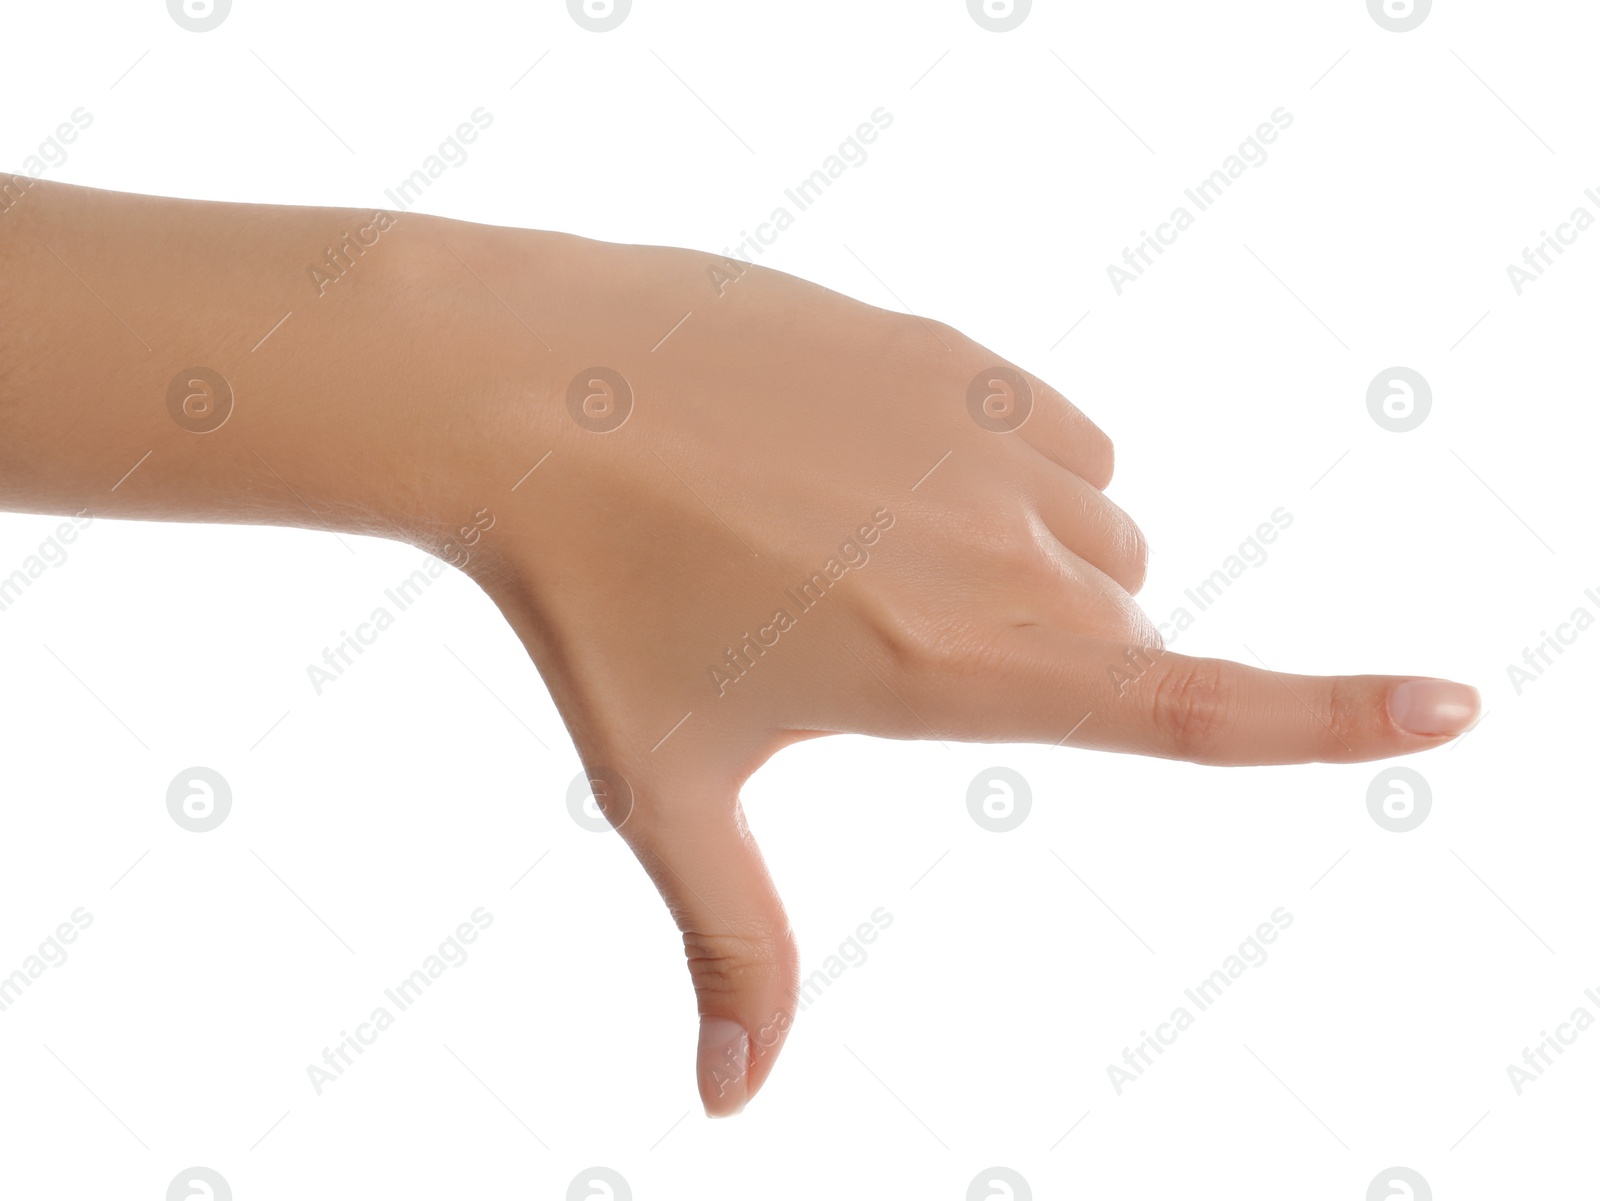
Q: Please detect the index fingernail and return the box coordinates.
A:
[1388,679,1480,737]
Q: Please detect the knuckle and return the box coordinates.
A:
[682,928,797,1005]
[1090,580,1164,648]
[1150,658,1234,760]
[858,521,1032,690]
[1097,430,1116,487]
[916,314,962,347]
[882,311,961,362]
[1321,677,1367,758]
[877,602,967,680]
[989,516,1052,577]
[870,572,1005,686]
[1123,525,1149,592]
[1098,508,1149,593]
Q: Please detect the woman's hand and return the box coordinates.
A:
[0,183,1479,1118]
[433,222,1480,1115]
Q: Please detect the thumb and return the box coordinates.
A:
[599,764,799,1117]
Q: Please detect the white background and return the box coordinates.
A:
[2,1,1596,1198]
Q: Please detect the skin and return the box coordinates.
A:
[0,179,1479,1115]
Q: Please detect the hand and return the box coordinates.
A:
[0,185,1478,1117]
[430,222,1482,1116]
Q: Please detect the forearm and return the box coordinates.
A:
[0,180,525,546]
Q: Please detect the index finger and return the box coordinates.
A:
[939,631,1480,766]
